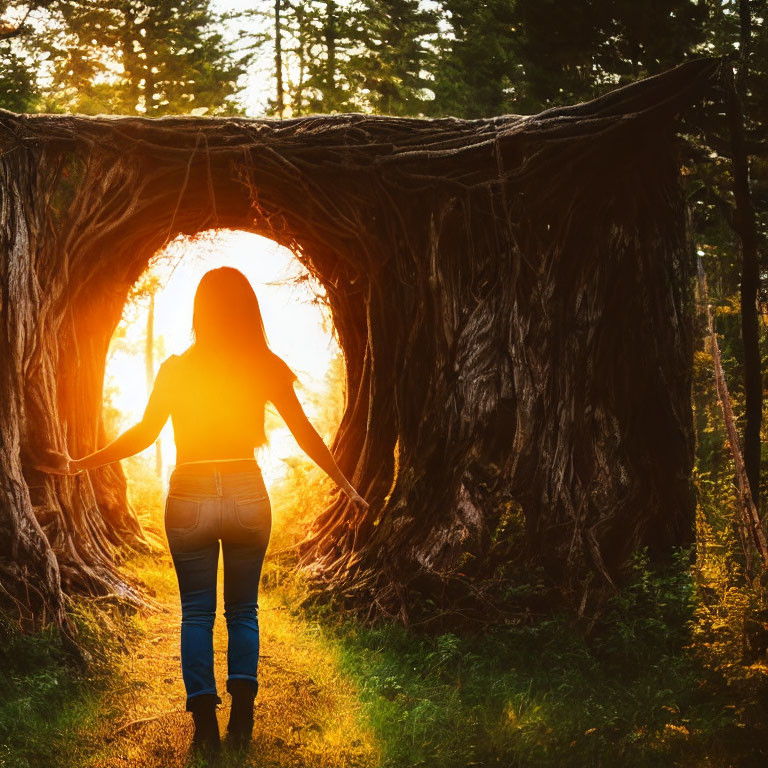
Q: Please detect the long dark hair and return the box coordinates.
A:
[192,266,270,360]
[189,266,291,394]
[173,267,296,448]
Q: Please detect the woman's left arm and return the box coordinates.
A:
[67,361,174,474]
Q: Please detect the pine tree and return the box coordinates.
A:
[0,2,48,110]
[348,0,439,116]
[227,1,358,116]
[299,0,360,113]
[513,0,708,108]
[429,0,522,118]
[34,0,245,116]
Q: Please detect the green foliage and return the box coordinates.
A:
[295,545,768,767]
[247,0,365,115]
[3,0,246,116]
[0,2,48,111]
[0,41,37,111]
[692,466,768,671]
[513,0,708,107]
[428,0,522,118]
[589,549,698,673]
[345,0,439,116]
[253,0,437,116]
[0,598,135,767]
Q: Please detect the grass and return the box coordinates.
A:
[70,548,377,768]
[3,455,768,767]
[267,460,768,768]
[265,546,767,768]
[0,595,141,768]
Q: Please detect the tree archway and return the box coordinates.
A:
[0,57,724,633]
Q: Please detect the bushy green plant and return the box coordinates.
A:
[0,597,132,767]
[588,547,697,673]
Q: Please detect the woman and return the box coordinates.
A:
[42,266,369,757]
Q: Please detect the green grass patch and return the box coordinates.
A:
[277,548,768,768]
[0,596,140,768]
[6,455,768,767]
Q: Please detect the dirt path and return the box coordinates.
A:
[78,545,379,768]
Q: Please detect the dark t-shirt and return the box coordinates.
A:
[155,347,297,464]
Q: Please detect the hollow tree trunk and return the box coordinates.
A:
[0,149,150,630]
[0,57,725,632]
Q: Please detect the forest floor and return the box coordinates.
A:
[3,458,768,768]
[74,546,378,768]
[56,458,380,768]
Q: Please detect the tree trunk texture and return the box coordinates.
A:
[697,257,768,569]
[0,57,725,632]
[275,0,285,119]
[727,4,762,508]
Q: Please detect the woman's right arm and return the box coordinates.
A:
[268,381,369,513]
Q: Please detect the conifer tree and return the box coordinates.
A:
[347,0,439,116]
[0,1,50,110]
[34,0,245,115]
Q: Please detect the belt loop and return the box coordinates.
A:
[214,470,223,497]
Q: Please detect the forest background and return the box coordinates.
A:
[1,1,768,766]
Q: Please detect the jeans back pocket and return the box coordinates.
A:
[233,492,270,531]
[165,495,202,532]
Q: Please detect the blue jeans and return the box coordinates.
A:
[164,460,271,711]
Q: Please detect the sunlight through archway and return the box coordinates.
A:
[103,229,344,494]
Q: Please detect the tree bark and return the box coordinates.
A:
[324,1,338,101]
[697,256,768,569]
[726,0,762,509]
[275,0,285,118]
[0,57,725,631]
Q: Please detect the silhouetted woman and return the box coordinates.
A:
[44,266,369,758]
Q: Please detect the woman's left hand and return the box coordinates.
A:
[34,449,84,476]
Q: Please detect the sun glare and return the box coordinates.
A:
[103,230,343,491]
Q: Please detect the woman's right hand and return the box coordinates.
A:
[344,486,370,514]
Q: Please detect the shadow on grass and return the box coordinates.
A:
[273,547,768,768]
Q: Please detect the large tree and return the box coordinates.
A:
[0,59,722,635]
[0,1,52,110]
[16,0,245,115]
[346,0,439,116]
[428,0,768,548]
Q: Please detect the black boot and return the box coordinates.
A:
[226,679,257,750]
[188,693,221,759]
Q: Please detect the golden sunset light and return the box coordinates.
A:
[5,4,760,765]
[103,229,342,491]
